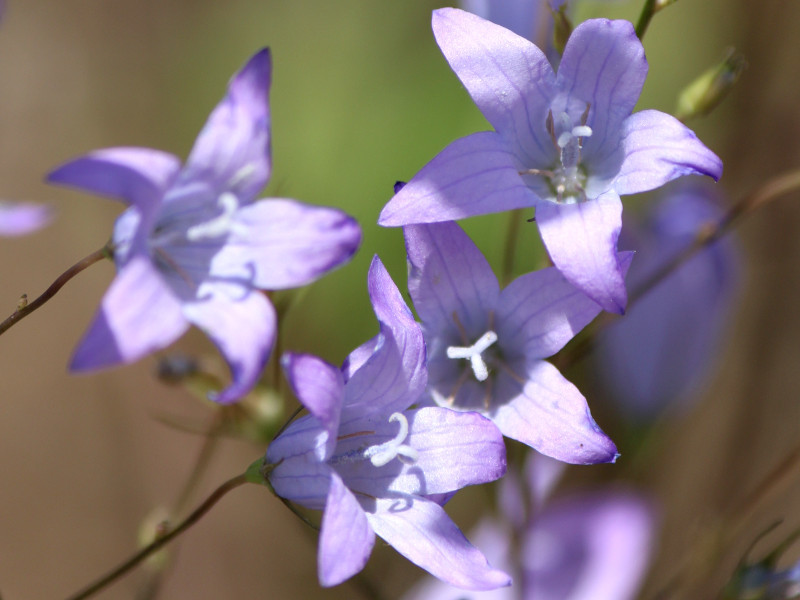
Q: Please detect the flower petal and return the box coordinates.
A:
[211,198,361,289]
[615,110,723,195]
[556,19,646,165]
[47,147,181,218]
[318,471,375,587]
[70,256,188,370]
[182,48,272,202]
[536,193,627,314]
[496,252,633,359]
[265,441,332,510]
[405,221,499,337]
[281,353,344,459]
[182,285,276,403]
[432,7,557,166]
[379,132,539,226]
[367,496,512,591]
[492,359,617,464]
[0,202,53,236]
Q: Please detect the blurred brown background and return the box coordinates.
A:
[2,1,800,599]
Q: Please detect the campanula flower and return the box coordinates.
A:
[404,220,626,464]
[594,180,738,419]
[47,49,361,403]
[0,201,52,236]
[266,256,509,590]
[380,9,722,314]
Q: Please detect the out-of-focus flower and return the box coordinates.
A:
[594,180,739,420]
[265,256,509,590]
[404,220,625,464]
[47,49,361,403]
[0,201,52,236]
[380,9,722,314]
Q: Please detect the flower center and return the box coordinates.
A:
[446,330,498,382]
[331,412,418,467]
[186,192,245,241]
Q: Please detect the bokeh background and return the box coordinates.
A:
[2,1,800,598]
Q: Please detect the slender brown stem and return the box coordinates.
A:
[0,243,111,337]
[63,473,250,600]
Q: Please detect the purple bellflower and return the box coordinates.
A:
[265,256,510,589]
[404,220,627,464]
[594,180,738,419]
[46,49,360,403]
[380,9,722,314]
[0,201,52,236]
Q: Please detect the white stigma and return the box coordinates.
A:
[186,192,243,241]
[447,330,498,382]
[363,412,418,467]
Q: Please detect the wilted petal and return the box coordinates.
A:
[496,252,633,359]
[405,222,499,336]
[211,198,360,289]
[556,19,646,164]
[492,360,617,464]
[379,132,539,227]
[367,496,512,591]
[183,285,276,403]
[615,110,723,195]
[432,8,557,166]
[47,147,181,220]
[281,353,344,458]
[183,48,272,202]
[318,471,375,587]
[536,193,627,314]
[0,202,53,236]
[70,256,188,370]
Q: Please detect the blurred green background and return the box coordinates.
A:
[2,1,800,598]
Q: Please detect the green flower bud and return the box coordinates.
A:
[676,48,746,122]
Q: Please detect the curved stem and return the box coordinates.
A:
[0,243,111,337]
[63,473,250,600]
[635,0,658,39]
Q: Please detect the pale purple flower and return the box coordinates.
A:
[266,256,509,589]
[460,0,551,46]
[404,220,626,464]
[0,201,52,236]
[47,49,361,403]
[380,9,722,314]
[594,180,739,419]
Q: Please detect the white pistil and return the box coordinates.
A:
[363,412,418,467]
[186,192,242,241]
[447,330,498,382]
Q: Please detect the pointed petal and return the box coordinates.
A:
[183,285,276,403]
[183,49,272,201]
[47,147,180,218]
[497,252,633,359]
[432,7,557,166]
[341,335,380,382]
[556,19,646,164]
[281,353,344,459]
[405,222,499,336]
[70,256,188,370]
[342,256,426,421]
[379,132,539,227]
[615,110,723,195]
[536,194,627,314]
[211,198,360,289]
[493,360,617,464]
[318,471,375,587]
[0,202,53,236]
[367,496,511,591]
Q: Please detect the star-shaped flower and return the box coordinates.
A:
[380,9,722,314]
[266,256,509,590]
[405,220,627,464]
[47,49,361,403]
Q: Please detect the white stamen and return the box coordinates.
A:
[228,163,257,188]
[447,330,498,382]
[363,412,418,467]
[572,125,593,139]
[186,192,241,241]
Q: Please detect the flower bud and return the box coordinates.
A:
[676,48,746,121]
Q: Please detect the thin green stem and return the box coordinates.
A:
[63,473,250,600]
[0,243,111,337]
[635,0,659,39]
